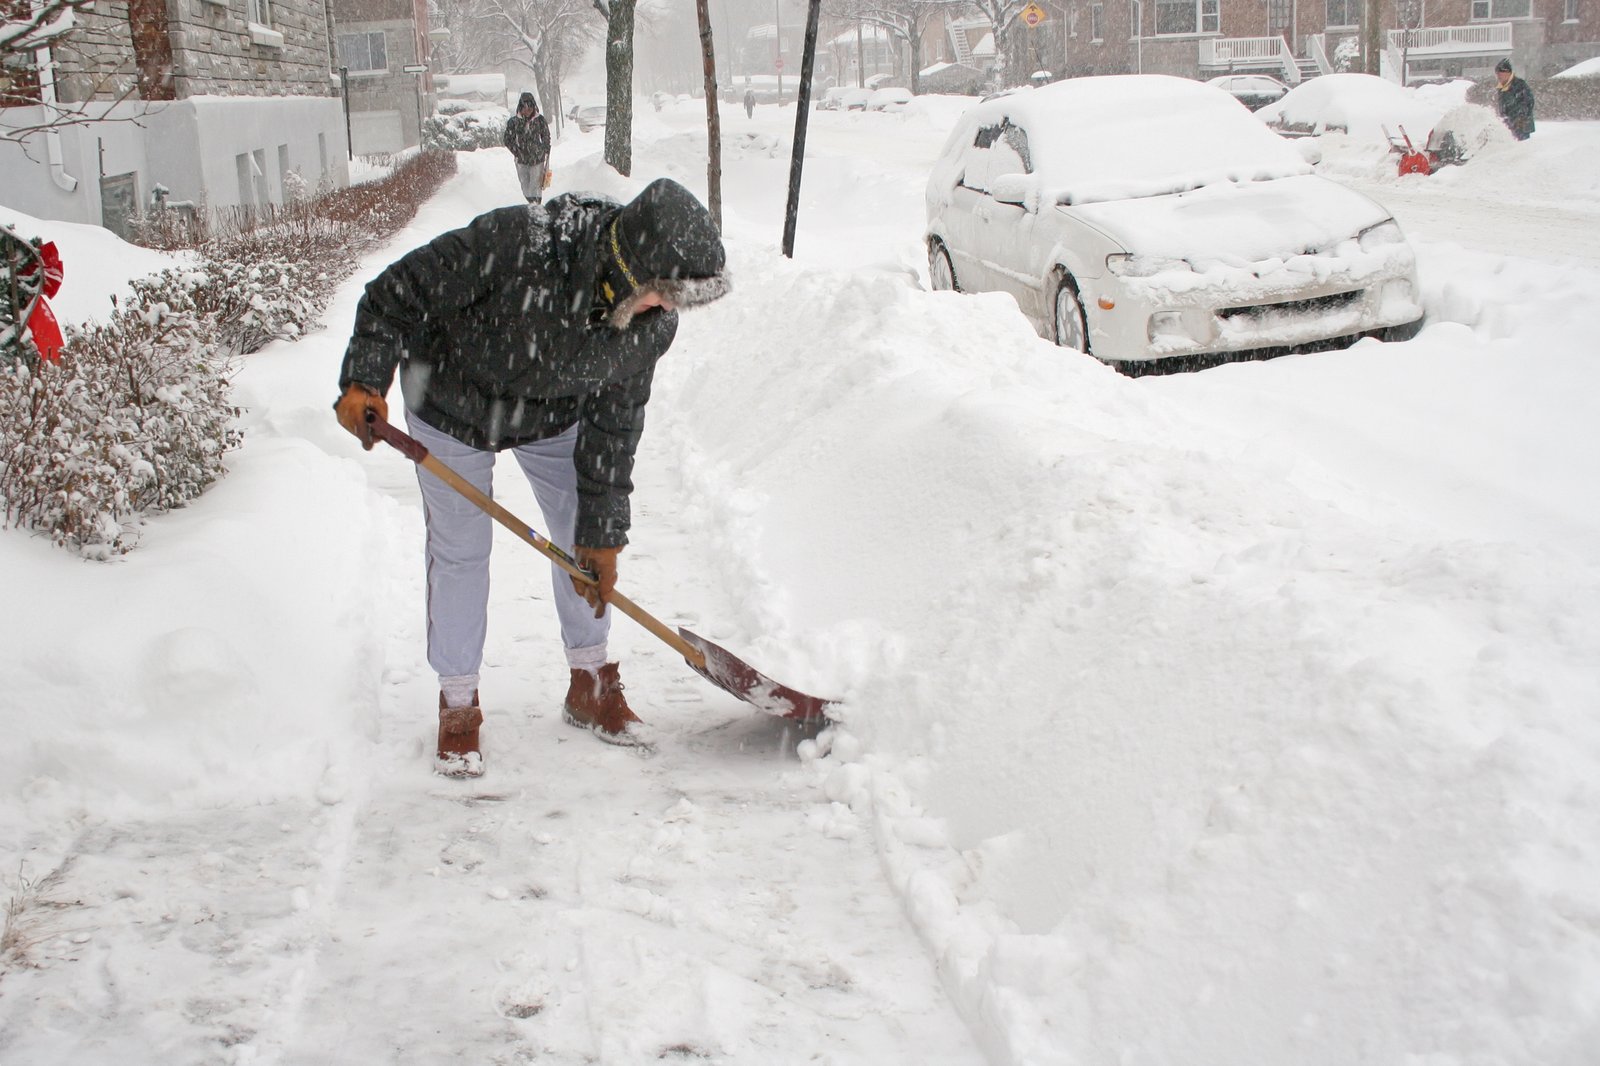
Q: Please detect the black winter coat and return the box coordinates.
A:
[1496,77,1535,141]
[504,113,551,165]
[339,194,679,548]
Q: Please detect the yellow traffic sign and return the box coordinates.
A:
[1021,2,1048,27]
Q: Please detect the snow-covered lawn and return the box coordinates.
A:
[2,95,1597,1066]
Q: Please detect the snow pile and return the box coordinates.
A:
[660,211,1600,1065]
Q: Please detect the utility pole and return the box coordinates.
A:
[782,0,821,257]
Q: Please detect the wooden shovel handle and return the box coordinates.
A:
[366,413,706,669]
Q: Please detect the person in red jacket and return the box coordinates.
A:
[333,179,729,775]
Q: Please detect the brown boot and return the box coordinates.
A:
[436,691,485,777]
[563,663,649,748]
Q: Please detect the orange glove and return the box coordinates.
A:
[334,382,388,450]
[571,545,622,618]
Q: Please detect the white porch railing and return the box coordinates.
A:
[1198,35,1299,83]
[1387,22,1513,56]
[1306,33,1334,76]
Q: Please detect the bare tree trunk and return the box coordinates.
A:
[696,0,722,231]
[1363,0,1381,76]
[604,0,637,175]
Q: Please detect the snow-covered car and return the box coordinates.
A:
[866,87,913,112]
[1552,56,1600,79]
[839,87,874,110]
[924,75,1424,366]
[569,104,606,132]
[1205,74,1290,111]
[1255,73,1447,142]
[816,86,851,110]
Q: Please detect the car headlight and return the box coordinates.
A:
[1106,253,1194,278]
[1358,219,1406,252]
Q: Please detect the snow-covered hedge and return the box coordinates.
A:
[0,289,241,557]
[0,151,459,555]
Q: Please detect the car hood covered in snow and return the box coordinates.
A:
[1069,173,1394,263]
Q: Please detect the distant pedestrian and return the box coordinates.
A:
[1493,58,1535,141]
[744,88,755,118]
[504,91,552,203]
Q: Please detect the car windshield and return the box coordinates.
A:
[941,75,1311,205]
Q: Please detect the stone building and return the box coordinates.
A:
[1054,0,1599,86]
[329,0,437,155]
[1,0,353,235]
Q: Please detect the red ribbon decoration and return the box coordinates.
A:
[18,241,65,362]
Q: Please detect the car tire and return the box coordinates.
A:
[1052,271,1089,353]
[929,241,958,292]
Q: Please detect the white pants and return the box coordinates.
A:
[514,162,546,202]
[406,411,609,692]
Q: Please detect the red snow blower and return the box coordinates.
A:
[1383,123,1469,177]
[366,413,836,723]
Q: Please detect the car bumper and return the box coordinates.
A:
[1084,255,1423,363]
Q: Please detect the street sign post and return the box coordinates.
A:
[1021,2,1047,27]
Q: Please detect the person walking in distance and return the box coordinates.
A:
[504,91,552,202]
[333,179,730,775]
[1493,58,1536,142]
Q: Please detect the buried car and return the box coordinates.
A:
[925,75,1424,367]
[1206,73,1290,111]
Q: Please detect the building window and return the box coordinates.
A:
[1155,0,1218,35]
[247,0,272,27]
[1470,0,1530,17]
[1091,3,1104,41]
[338,31,388,74]
[1564,0,1578,19]
[1326,0,1359,28]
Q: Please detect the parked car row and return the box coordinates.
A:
[815,86,913,112]
[924,75,1424,370]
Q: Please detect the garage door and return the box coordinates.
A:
[350,110,405,156]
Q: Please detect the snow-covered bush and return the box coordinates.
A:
[191,218,360,354]
[0,151,458,556]
[0,292,241,557]
[423,107,508,152]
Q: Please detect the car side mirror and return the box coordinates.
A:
[989,174,1037,210]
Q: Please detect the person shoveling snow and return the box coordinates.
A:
[335,178,730,773]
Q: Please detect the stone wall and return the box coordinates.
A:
[166,0,336,98]
[47,0,338,102]
[51,3,142,104]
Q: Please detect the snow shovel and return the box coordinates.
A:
[366,413,834,722]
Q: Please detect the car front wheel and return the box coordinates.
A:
[1053,272,1089,353]
[929,242,958,292]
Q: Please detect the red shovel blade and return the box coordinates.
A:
[678,627,836,722]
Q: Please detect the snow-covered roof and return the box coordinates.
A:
[934,75,1311,206]
[828,25,892,46]
[435,72,506,98]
